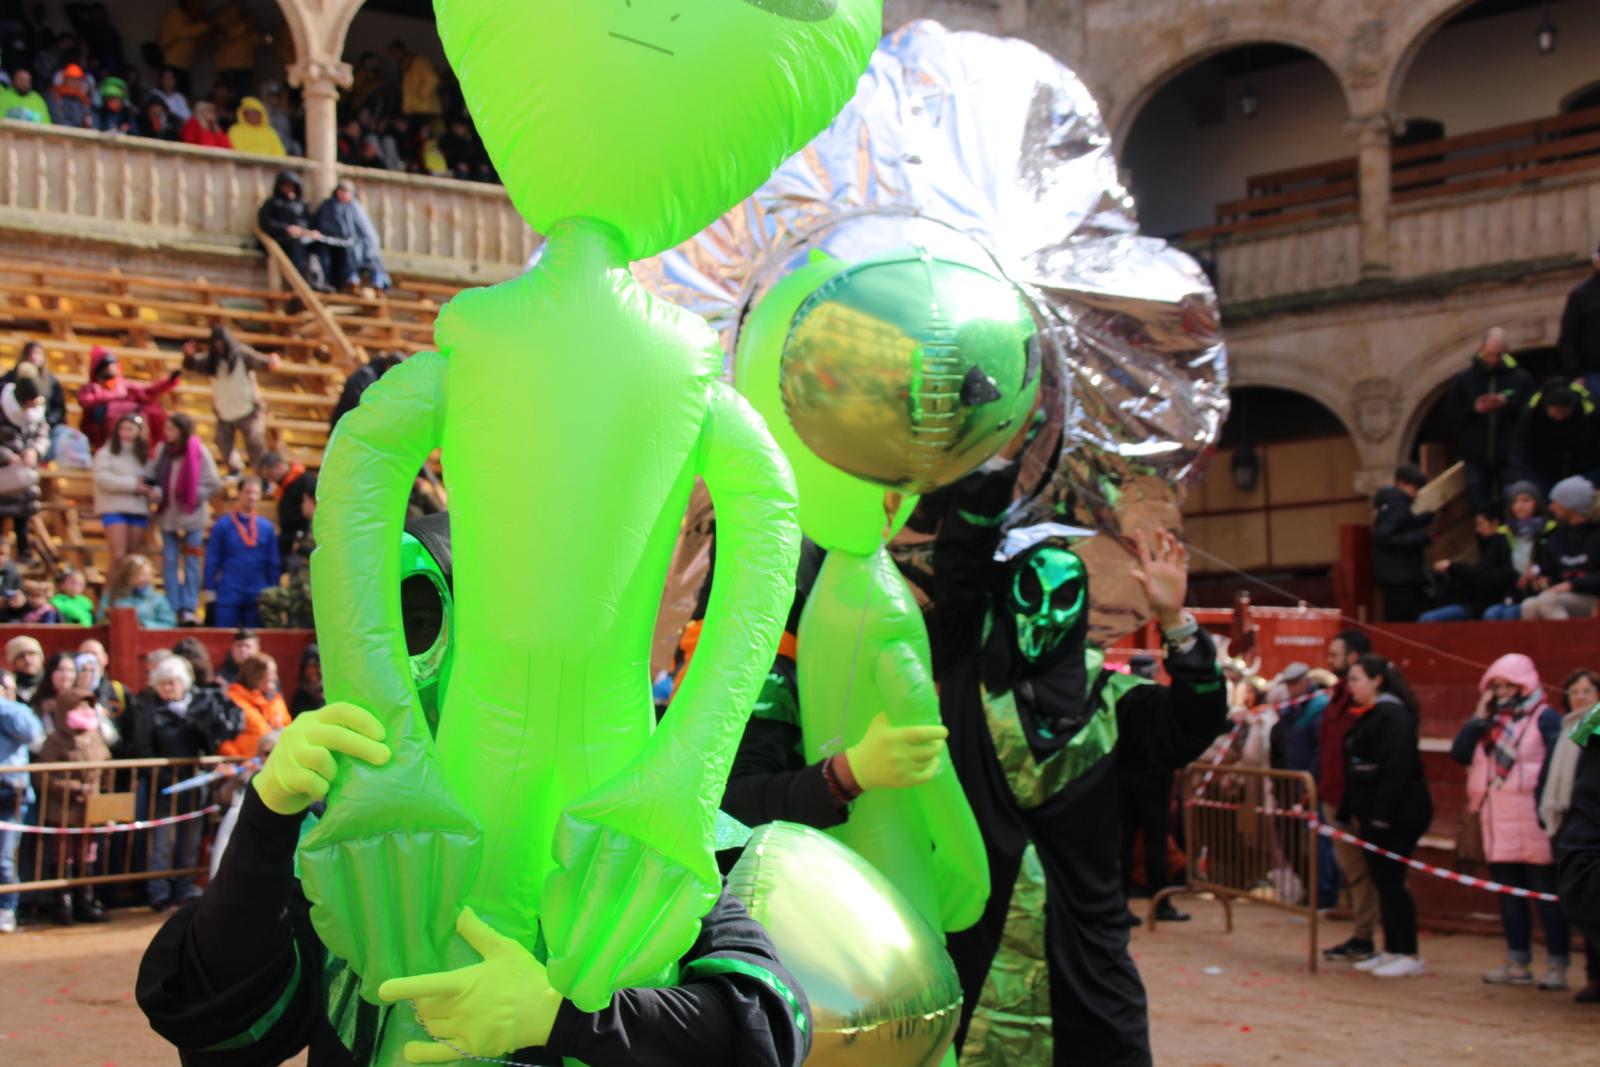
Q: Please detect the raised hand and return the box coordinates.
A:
[1129,528,1191,630]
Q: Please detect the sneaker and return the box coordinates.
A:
[0,908,14,933]
[1373,955,1427,978]
[1483,960,1534,986]
[1324,937,1378,962]
[1354,952,1395,973]
[1538,963,1570,992]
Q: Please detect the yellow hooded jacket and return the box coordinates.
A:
[228,97,287,156]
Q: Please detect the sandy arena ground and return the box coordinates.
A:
[0,900,1594,1066]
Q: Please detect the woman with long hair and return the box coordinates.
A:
[149,413,222,625]
[98,553,176,629]
[31,651,78,736]
[93,413,155,575]
[219,652,289,760]
[1541,668,1600,1001]
[1340,654,1434,978]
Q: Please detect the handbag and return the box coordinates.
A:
[1456,804,1487,868]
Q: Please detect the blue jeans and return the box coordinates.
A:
[1417,603,1473,623]
[1490,862,1570,964]
[1483,603,1522,621]
[163,528,204,616]
[0,785,21,912]
[146,816,204,906]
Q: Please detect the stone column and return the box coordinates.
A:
[1350,112,1393,279]
[289,58,351,202]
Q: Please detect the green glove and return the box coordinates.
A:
[253,703,390,816]
[379,907,565,1064]
[845,712,947,792]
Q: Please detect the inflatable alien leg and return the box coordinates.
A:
[540,381,800,1009]
[299,350,482,1001]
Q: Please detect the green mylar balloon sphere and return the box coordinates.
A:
[728,822,964,1067]
[434,0,883,262]
[780,250,1039,494]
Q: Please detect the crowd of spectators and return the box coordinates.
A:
[0,3,498,185]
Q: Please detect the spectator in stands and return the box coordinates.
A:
[93,75,134,134]
[46,61,92,128]
[78,346,180,452]
[258,473,314,629]
[1512,384,1600,496]
[6,635,42,705]
[219,652,289,759]
[288,643,321,718]
[208,80,237,129]
[213,0,269,99]
[440,113,493,183]
[92,412,156,576]
[257,170,327,287]
[1559,240,1600,393]
[0,539,22,622]
[31,650,78,735]
[329,351,401,429]
[1418,513,1517,622]
[150,412,221,626]
[1520,476,1600,620]
[346,52,387,115]
[36,686,111,924]
[4,341,71,459]
[229,94,286,156]
[391,39,441,129]
[18,578,60,625]
[0,370,46,565]
[1488,482,1556,621]
[1340,654,1432,978]
[1539,668,1600,1002]
[157,0,210,95]
[51,567,93,626]
[257,452,311,570]
[257,80,300,156]
[1321,629,1381,963]
[315,180,391,292]
[1451,654,1570,990]
[205,476,279,628]
[139,92,181,142]
[152,67,190,124]
[1371,464,1435,623]
[131,654,240,913]
[0,680,42,933]
[99,553,176,628]
[75,648,128,753]
[182,325,279,473]
[0,66,49,123]
[179,98,230,149]
[416,122,449,177]
[217,628,259,686]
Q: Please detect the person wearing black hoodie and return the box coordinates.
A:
[1418,512,1518,622]
[1371,465,1435,623]
[1558,242,1600,392]
[257,169,330,290]
[1512,384,1600,496]
[1447,328,1532,516]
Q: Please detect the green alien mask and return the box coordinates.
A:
[399,521,453,737]
[1008,545,1086,663]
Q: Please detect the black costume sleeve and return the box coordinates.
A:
[720,716,845,830]
[1116,628,1227,770]
[541,891,811,1067]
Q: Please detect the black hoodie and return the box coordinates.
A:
[1370,486,1433,586]
[257,169,310,244]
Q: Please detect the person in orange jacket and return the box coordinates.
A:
[220,653,290,759]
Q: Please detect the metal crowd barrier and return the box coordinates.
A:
[1150,763,1322,974]
[1,756,238,894]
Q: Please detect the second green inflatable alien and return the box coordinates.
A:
[300,0,883,1019]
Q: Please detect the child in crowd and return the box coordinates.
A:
[36,687,112,925]
[98,553,177,629]
[19,578,61,625]
[51,568,95,626]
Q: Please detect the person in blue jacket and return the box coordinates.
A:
[0,683,43,933]
[205,476,280,628]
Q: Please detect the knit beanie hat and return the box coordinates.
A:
[1505,480,1543,507]
[1551,476,1596,514]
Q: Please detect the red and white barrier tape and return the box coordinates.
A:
[1192,723,1244,798]
[1310,818,1560,902]
[0,804,219,836]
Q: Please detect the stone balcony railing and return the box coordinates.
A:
[0,121,537,284]
[1187,168,1600,311]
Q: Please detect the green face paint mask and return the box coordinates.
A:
[1008,546,1085,662]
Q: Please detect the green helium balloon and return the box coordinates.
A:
[434,0,883,262]
[302,0,883,1029]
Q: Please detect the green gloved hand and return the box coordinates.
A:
[379,907,565,1064]
[252,702,390,816]
[844,712,948,792]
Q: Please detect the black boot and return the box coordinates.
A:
[52,891,75,926]
[73,888,109,924]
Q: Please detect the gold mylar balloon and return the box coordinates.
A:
[779,249,1039,494]
[728,822,963,1067]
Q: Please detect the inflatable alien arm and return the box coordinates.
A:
[300,350,481,998]
[540,379,800,1009]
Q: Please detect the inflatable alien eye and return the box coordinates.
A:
[741,0,838,21]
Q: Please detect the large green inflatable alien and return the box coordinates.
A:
[301,0,882,1017]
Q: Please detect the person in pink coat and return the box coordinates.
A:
[1450,652,1571,990]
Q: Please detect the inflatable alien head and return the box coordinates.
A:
[433,0,883,262]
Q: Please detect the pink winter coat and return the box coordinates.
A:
[1459,653,1560,865]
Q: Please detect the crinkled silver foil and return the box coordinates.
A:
[640,20,1228,651]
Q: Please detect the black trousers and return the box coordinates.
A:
[1379,583,1430,624]
[1363,845,1419,955]
[1119,770,1172,894]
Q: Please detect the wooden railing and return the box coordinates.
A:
[0,121,535,284]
